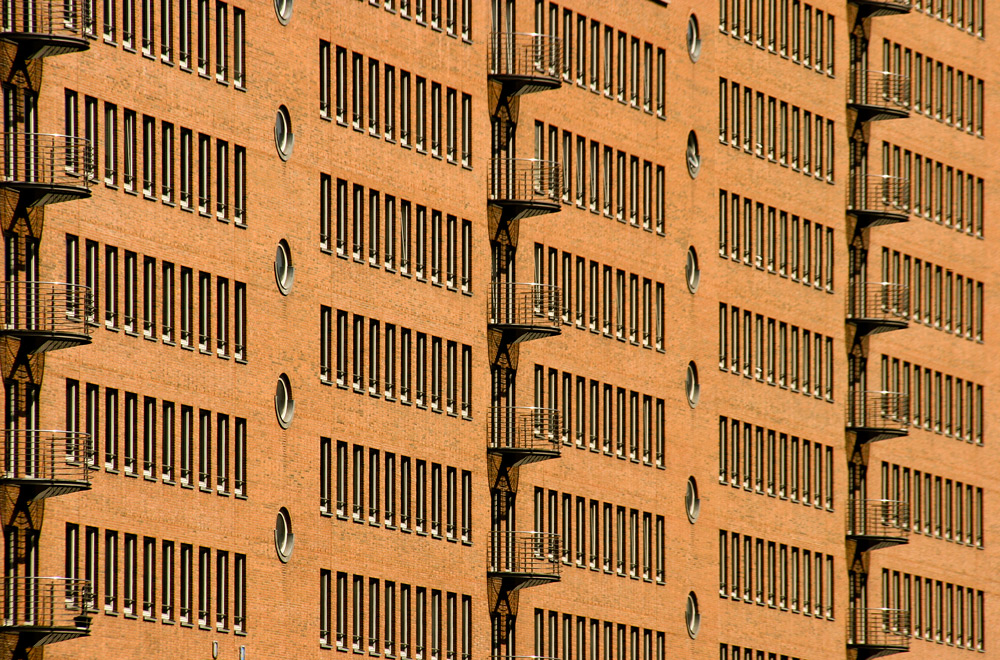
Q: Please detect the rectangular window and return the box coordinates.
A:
[196,0,209,75]
[233,8,244,87]
[214,1,227,82]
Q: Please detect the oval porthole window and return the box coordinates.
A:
[275,106,294,160]
[685,246,700,293]
[275,240,295,295]
[686,131,701,179]
[274,0,292,24]
[686,361,700,408]
[275,374,295,428]
[275,507,295,562]
[685,477,701,523]
[685,592,701,639]
[687,14,702,62]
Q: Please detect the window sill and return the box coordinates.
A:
[124,613,139,620]
[199,486,213,494]
[199,624,212,631]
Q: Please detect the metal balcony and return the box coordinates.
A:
[488,531,561,590]
[488,406,561,467]
[0,133,92,205]
[846,499,910,551]
[489,282,562,344]
[851,0,912,17]
[848,174,909,228]
[847,282,909,335]
[846,391,909,443]
[0,430,92,499]
[488,158,562,220]
[0,282,94,352]
[488,32,562,95]
[0,1,90,58]
[0,577,93,646]
[847,608,910,660]
[849,70,911,121]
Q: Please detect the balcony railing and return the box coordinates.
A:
[847,499,910,548]
[847,282,910,334]
[488,531,561,583]
[489,283,562,341]
[0,0,90,57]
[847,608,911,653]
[849,70,910,120]
[488,406,561,465]
[488,158,561,217]
[0,577,92,645]
[851,0,912,17]
[488,32,562,93]
[0,430,91,498]
[846,391,909,440]
[847,174,909,227]
[0,282,94,352]
[1,133,92,205]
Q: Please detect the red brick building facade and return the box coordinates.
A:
[0,0,994,659]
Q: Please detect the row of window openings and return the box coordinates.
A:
[90,0,245,86]
[322,309,472,418]
[719,0,836,76]
[718,531,835,619]
[879,354,984,443]
[533,122,667,231]
[63,92,247,223]
[532,609,667,660]
[718,79,835,181]
[718,303,835,400]
[718,190,835,290]
[880,461,984,547]
[910,0,985,35]
[319,177,472,293]
[63,525,245,632]
[718,644,808,660]
[320,440,472,543]
[57,380,247,493]
[533,365,666,466]
[880,142,985,236]
[319,571,472,657]
[533,489,665,583]
[65,236,247,359]
[364,0,472,39]
[320,45,471,166]
[534,2,667,116]
[882,38,985,135]
[881,569,986,649]
[880,247,984,340]
[717,416,834,509]
[533,245,666,349]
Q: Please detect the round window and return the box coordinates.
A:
[687,15,702,62]
[275,240,295,295]
[275,507,294,562]
[274,0,292,24]
[275,374,295,428]
[686,131,701,179]
[685,246,700,293]
[686,361,700,408]
[685,477,701,523]
[685,592,701,639]
[275,106,294,160]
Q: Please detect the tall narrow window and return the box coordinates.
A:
[215,1,228,82]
